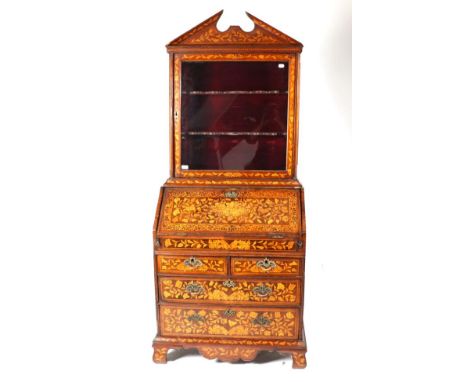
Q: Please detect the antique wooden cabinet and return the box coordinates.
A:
[152,11,307,368]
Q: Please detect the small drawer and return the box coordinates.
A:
[159,277,301,305]
[157,255,227,275]
[231,257,301,276]
[159,305,299,339]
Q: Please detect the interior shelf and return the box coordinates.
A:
[182,90,288,95]
[182,131,287,137]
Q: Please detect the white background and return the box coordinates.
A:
[1,0,467,381]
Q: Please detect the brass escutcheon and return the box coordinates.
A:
[185,282,204,294]
[224,190,238,199]
[184,256,202,268]
[252,315,271,326]
[222,279,236,288]
[187,313,204,322]
[256,258,277,271]
[252,284,272,297]
[223,309,236,318]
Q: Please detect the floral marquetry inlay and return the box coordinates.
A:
[198,346,258,362]
[160,306,298,339]
[167,11,302,48]
[159,278,300,304]
[162,238,296,251]
[155,336,305,347]
[164,178,301,186]
[157,256,226,275]
[152,347,169,363]
[232,258,300,275]
[186,26,279,44]
[159,189,300,233]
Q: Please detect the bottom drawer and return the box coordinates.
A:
[159,305,299,339]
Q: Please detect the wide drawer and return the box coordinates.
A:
[159,305,299,339]
[160,237,299,252]
[231,257,301,276]
[159,277,300,305]
[157,255,227,275]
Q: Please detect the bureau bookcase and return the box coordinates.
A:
[152,11,307,368]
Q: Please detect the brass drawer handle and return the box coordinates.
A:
[256,258,277,271]
[224,190,238,199]
[222,279,236,288]
[183,256,202,268]
[185,282,204,295]
[187,313,204,322]
[252,284,272,297]
[252,315,271,326]
[223,309,236,318]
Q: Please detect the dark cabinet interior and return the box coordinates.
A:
[181,61,289,170]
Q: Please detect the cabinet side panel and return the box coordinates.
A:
[153,187,166,336]
[293,53,301,178]
[299,187,306,338]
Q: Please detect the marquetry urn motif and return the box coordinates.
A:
[153,10,307,369]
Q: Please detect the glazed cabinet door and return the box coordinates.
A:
[173,53,298,179]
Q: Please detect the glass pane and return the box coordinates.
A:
[181,61,288,171]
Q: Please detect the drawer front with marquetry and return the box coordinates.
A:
[160,237,299,252]
[159,277,301,305]
[159,305,299,339]
[231,257,301,276]
[157,255,227,275]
